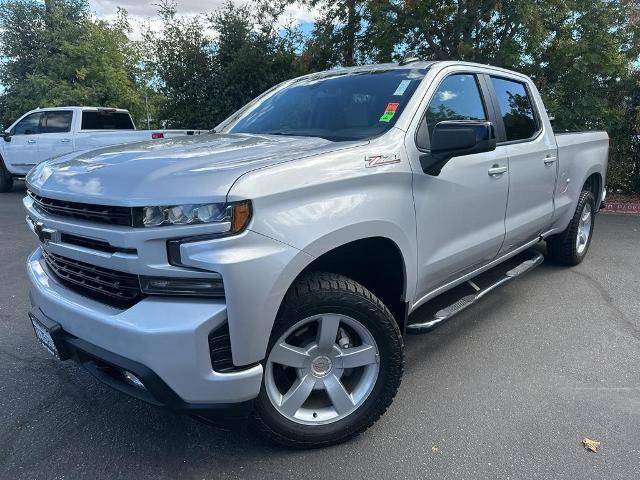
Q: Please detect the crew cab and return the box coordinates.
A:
[23,61,608,448]
[0,106,204,191]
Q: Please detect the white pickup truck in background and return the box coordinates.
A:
[0,106,204,191]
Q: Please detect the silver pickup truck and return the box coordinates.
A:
[23,60,608,448]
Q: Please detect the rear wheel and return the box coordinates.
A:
[253,272,403,448]
[0,158,13,193]
[547,190,595,265]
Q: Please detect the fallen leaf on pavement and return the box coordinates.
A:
[582,438,600,452]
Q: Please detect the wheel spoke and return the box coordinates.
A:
[582,209,591,222]
[279,374,316,416]
[322,374,355,415]
[317,315,341,350]
[269,342,310,368]
[338,344,377,368]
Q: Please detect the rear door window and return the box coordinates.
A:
[490,77,538,141]
[12,112,44,135]
[42,111,73,133]
[81,111,135,130]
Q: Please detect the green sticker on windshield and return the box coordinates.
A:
[379,111,395,122]
[379,102,399,123]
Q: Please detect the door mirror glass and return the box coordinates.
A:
[2,131,11,142]
[421,120,496,174]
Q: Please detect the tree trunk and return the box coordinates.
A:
[343,0,357,66]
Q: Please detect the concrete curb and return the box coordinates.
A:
[602,202,640,215]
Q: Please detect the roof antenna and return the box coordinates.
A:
[398,52,420,66]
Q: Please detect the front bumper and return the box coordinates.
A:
[27,248,263,406]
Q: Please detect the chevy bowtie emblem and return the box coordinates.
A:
[34,221,61,245]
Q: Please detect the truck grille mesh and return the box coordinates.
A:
[28,190,133,226]
[42,249,142,307]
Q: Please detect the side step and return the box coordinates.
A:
[406,250,544,335]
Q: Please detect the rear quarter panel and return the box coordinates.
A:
[552,132,609,233]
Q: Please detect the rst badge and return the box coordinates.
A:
[365,154,400,168]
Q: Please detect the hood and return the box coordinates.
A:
[27,133,364,205]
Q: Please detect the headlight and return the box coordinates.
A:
[133,200,252,232]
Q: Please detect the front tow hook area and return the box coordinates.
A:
[406,249,544,335]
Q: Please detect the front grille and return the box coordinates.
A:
[42,249,143,307]
[208,323,237,372]
[28,190,133,226]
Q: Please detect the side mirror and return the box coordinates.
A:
[2,131,11,142]
[420,120,496,175]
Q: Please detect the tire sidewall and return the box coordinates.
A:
[254,279,403,445]
[572,191,596,262]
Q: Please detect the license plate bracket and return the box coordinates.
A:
[29,310,71,360]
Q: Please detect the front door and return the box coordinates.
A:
[4,112,44,173]
[409,72,510,299]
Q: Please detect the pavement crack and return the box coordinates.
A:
[571,270,640,342]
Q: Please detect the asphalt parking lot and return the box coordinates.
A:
[1,183,639,480]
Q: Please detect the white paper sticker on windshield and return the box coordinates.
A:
[393,80,411,96]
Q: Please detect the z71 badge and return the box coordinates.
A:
[365,154,401,168]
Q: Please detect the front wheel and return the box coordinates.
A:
[253,272,403,448]
[547,190,596,265]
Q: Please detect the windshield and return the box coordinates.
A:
[227,69,427,141]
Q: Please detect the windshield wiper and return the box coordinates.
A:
[260,130,343,141]
[262,130,304,136]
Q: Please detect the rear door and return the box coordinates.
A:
[4,112,44,172]
[486,76,557,254]
[408,70,510,298]
[38,110,75,162]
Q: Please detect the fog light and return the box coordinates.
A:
[123,371,145,389]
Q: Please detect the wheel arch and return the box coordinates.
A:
[582,172,603,207]
[285,235,410,334]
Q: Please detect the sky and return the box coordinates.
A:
[88,0,318,38]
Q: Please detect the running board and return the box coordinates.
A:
[406,250,544,335]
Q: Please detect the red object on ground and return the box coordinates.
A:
[151,132,164,139]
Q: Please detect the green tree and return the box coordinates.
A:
[209,1,304,122]
[0,0,146,128]
[144,0,304,129]
[141,1,214,129]
[294,0,363,69]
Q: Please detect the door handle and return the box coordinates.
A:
[61,138,71,143]
[488,165,508,176]
[544,156,557,165]
[27,139,36,144]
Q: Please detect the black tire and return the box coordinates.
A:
[253,272,404,448]
[547,190,595,265]
[0,157,13,193]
